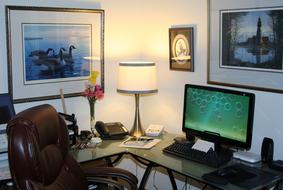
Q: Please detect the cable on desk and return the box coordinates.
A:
[274,179,283,190]
[153,168,158,190]
[134,159,147,184]
[135,161,138,180]
[182,177,188,190]
[201,184,208,190]
[109,154,123,166]
[188,178,192,190]
[131,154,151,166]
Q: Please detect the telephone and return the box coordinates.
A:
[95,121,129,140]
[80,130,92,140]
[145,124,164,137]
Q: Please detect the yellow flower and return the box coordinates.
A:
[89,70,99,84]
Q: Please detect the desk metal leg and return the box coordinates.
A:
[167,169,177,190]
[130,154,178,190]
[105,154,124,167]
[138,163,154,190]
[105,157,113,167]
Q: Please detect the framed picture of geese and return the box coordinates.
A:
[5,6,104,103]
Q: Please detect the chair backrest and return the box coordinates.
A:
[7,104,88,190]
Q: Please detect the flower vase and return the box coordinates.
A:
[89,100,96,135]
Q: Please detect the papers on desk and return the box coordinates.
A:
[0,124,8,153]
[0,160,10,180]
[119,137,160,149]
[68,129,74,135]
[192,139,214,152]
[0,153,8,161]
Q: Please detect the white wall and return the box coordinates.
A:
[99,0,283,160]
[1,0,283,189]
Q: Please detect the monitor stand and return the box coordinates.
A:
[213,141,234,160]
[174,133,195,145]
[186,133,195,142]
[193,138,233,161]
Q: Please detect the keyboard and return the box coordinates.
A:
[163,142,232,167]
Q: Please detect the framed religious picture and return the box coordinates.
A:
[169,27,194,71]
[208,0,283,93]
[6,6,104,103]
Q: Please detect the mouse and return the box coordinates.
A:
[217,168,237,177]
[202,173,228,185]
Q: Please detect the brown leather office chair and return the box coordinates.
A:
[7,104,138,190]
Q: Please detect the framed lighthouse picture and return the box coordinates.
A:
[208,0,283,93]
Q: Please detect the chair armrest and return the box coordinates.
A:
[83,167,138,190]
[87,176,124,190]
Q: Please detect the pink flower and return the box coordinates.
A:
[95,85,102,91]
[95,90,104,100]
[82,83,104,102]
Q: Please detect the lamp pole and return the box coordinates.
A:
[130,94,144,137]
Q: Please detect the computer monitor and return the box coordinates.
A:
[182,84,255,150]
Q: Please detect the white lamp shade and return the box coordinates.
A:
[117,62,158,94]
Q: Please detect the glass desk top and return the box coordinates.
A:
[71,133,282,190]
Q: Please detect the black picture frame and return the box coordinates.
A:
[6,6,105,103]
[169,27,194,72]
[208,0,283,93]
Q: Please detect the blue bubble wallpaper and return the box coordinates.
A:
[184,88,250,142]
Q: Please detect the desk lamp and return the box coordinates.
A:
[117,62,158,137]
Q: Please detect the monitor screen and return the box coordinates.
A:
[182,84,255,150]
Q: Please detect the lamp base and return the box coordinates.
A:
[129,94,145,138]
[130,126,145,138]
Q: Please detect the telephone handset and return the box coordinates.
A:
[95,121,129,140]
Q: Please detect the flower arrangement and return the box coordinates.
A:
[82,70,104,133]
[83,83,104,103]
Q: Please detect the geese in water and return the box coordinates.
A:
[63,45,76,65]
[30,48,55,65]
[38,48,66,73]
[30,48,54,58]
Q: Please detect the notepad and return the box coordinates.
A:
[192,139,214,152]
[119,137,160,149]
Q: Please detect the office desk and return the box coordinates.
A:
[71,133,283,190]
[1,133,282,189]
